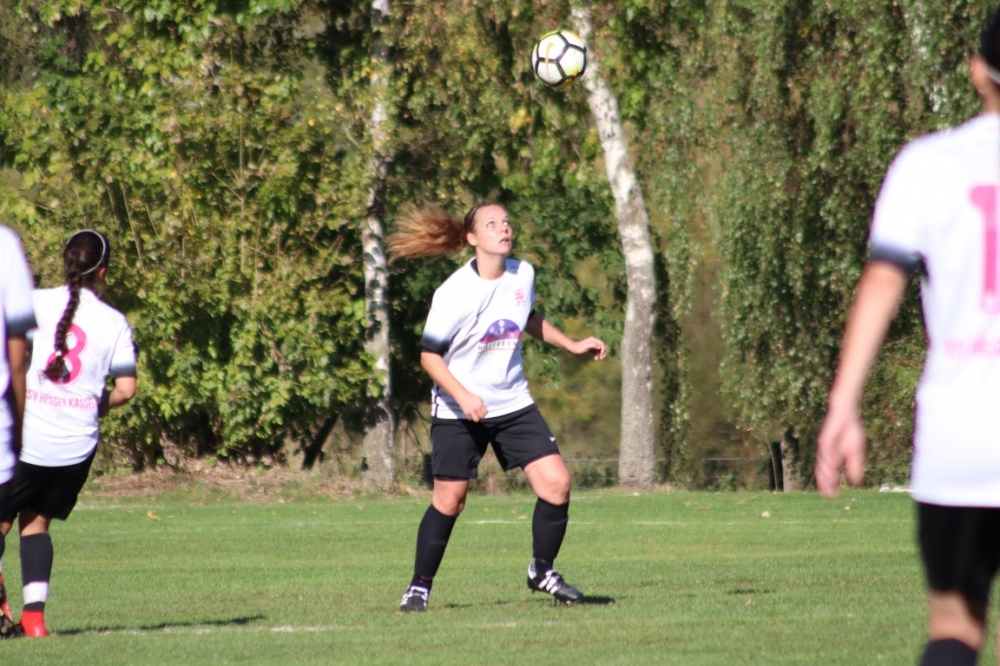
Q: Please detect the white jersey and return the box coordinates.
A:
[871,113,1000,506]
[0,227,36,484]
[22,286,136,467]
[421,258,535,419]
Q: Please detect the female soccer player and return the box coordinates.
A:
[0,229,136,637]
[389,202,606,613]
[0,226,36,638]
[817,8,1000,665]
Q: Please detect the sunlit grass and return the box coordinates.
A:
[0,489,955,665]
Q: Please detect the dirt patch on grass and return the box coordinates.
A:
[83,462,429,503]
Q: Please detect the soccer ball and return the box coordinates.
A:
[531,30,587,87]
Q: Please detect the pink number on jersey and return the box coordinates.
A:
[45,323,87,384]
[971,185,1000,313]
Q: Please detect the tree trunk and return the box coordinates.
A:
[361,0,396,487]
[571,4,657,488]
[902,0,947,114]
[780,428,802,492]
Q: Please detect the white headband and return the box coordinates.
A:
[66,229,108,276]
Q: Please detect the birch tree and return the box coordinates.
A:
[361,0,396,486]
[571,3,657,488]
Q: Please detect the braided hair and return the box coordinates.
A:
[44,230,111,381]
[386,201,498,261]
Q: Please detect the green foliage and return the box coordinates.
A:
[1,0,373,465]
[9,0,969,487]
[705,0,991,472]
[2,0,684,472]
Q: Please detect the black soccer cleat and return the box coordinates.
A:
[0,616,23,640]
[0,573,11,624]
[0,574,18,639]
[398,585,430,613]
[527,567,584,604]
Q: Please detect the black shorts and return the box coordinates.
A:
[917,502,1000,609]
[430,405,560,480]
[0,450,97,522]
[0,479,10,517]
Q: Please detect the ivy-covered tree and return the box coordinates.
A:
[706,0,987,487]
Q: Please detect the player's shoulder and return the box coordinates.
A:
[87,293,130,328]
[0,225,26,253]
[32,286,66,305]
[434,260,477,297]
[899,116,992,164]
[505,257,533,276]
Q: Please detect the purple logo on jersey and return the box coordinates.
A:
[478,319,521,354]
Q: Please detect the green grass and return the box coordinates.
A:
[0,489,961,664]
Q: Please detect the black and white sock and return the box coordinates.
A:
[21,534,53,611]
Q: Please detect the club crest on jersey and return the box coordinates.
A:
[479,319,521,354]
[514,288,527,307]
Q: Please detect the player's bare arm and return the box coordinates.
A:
[6,335,27,453]
[817,261,907,497]
[525,312,606,360]
[99,376,137,418]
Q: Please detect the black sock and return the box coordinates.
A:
[21,534,53,612]
[0,531,5,562]
[532,497,569,571]
[919,638,977,666]
[411,505,457,590]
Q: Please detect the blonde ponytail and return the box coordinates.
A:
[386,201,497,261]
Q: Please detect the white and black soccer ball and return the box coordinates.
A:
[531,30,587,87]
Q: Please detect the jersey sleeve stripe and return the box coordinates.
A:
[6,311,37,337]
[109,361,137,379]
[420,335,451,355]
[869,242,924,276]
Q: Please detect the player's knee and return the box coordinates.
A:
[434,494,467,517]
[545,475,571,505]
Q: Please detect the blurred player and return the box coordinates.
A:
[0,226,35,639]
[817,7,1000,665]
[0,229,136,637]
[388,202,606,612]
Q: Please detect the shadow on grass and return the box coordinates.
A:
[436,595,616,610]
[55,614,266,636]
[576,595,615,605]
[517,595,616,607]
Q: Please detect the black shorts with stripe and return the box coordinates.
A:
[430,404,560,480]
[0,450,97,522]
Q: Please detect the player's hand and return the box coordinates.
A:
[456,391,488,422]
[815,404,866,498]
[571,337,607,361]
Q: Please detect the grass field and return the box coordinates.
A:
[0,488,966,665]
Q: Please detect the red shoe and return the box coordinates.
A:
[19,610,47,638]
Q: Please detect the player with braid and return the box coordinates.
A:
[817,6,1000,665]
[0,226,36,639]
[0,230,136,637]
[389,202,606,613]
